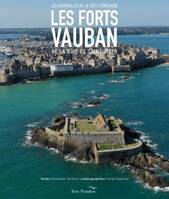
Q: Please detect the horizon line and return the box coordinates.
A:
[0,25,169,30]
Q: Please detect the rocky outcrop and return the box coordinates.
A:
[31,128,49,146]
[68,142,95,161]
[110,152,169,189]
[29,116,169,190]
[133,154,169,188]
[30,126,95,161]
[134,168,169,188]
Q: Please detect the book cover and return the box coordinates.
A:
[0,0,169,198]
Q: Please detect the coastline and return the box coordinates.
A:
[0,58,166,86]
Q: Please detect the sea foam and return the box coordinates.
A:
[125,121,144,126]
[108,80,125,83]
[144,183,169,192]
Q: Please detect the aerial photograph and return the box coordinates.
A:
[0,0,169,198]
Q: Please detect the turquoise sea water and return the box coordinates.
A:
[0,35,169,199]
[119,34,169,54]
[0,34,26,40]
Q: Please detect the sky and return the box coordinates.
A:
[0,0,169,28]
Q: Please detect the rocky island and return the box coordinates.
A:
[29,113,169,190]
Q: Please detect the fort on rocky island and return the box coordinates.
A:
[31,114,142,163]
[30,113,169,189]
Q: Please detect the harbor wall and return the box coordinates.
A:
[113,65,131,72]
[0,67,51,84]
[130,58,164,69]
[54,66,112,77]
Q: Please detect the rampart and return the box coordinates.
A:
[95,140,142,163]
[64,131,125,146]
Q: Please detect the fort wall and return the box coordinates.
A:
[64,131,125,145]
[95,140,142,163]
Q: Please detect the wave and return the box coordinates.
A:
[71,102,83,109]
[140,133,158,150]
[97,94,110,100]
[64,155,77,162]
[132,130,158,150]
[108,80,125,83]
[24,129,32,145]
[154,186,169,192]
[129,76,135,79]
[135,180,169,192]
[98,82,105,86]
[26,121,41,128]
[89,90,96,94]
[125,121,144,126]
[64,155,90,164]
[155,152,164,158]
[24,121,42,145]
[144,183,169,192]
[24,130,59,154]
[24,129,40,147]
[48,147,59,154]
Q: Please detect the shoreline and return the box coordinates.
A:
[0,59,166,86]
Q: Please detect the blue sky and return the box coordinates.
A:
[0,0,169,28]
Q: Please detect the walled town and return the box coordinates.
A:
[0,35,164,85]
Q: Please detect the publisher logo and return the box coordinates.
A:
[71,186,98,194]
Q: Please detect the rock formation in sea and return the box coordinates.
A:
[29,113,169,190]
